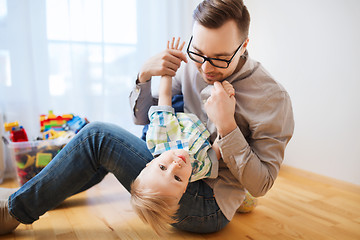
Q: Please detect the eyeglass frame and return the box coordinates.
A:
[186,36,246,69]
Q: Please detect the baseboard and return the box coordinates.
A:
[280,164,360,194]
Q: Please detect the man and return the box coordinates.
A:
[1,0,294,235]
[130,0,294,233]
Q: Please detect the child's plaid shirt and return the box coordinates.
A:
[146,105,218,182]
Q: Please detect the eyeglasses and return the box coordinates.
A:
[186,36,245,69]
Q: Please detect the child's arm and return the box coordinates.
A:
[158,75,172,106]
[158,38,185,106]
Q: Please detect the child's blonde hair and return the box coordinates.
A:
[130,178,180,235]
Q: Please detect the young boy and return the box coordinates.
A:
[130,38,236,234]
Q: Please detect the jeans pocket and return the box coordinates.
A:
[173,210,229,234]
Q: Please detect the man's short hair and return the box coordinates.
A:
[130,178,180,235]
[193,0,250,39]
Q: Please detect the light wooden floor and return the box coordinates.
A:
[1,165,359,240]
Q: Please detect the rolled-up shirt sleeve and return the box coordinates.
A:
[218,91,294,197]
[129,79,156,125]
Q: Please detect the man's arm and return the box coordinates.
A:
[205,83,294,197]
[210,81,235,160]
[138,41,187,83]
[129,39,187,125]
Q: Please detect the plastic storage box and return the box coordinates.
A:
[7,137,71,185]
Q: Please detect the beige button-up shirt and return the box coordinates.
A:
[129,52,294,221]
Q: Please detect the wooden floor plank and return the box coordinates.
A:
[1,164,359,239]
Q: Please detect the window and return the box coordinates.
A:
[46,0,137,97]
[0,0,10,87]
[0,0,7,21]
[0,50,11,87]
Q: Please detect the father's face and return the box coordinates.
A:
[190,20,247,84]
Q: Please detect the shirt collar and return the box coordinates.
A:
[225,50,259,84]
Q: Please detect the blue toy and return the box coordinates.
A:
[63,116,88,133]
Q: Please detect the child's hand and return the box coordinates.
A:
[167,37,185,51]
[222,80,235,98]
[158,37,185,106]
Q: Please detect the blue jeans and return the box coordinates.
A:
[8,122,229,233]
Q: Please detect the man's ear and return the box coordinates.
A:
[241,38,249,55]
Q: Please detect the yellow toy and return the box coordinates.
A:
[42,129,67,140]
[4,121,19,132]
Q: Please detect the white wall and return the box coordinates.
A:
[245,0,360,185]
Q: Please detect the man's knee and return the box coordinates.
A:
[79,121,115,136]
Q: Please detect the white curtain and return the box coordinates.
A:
[0,0,201,139]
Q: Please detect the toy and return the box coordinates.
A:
[63,116,89,133]
[4,121,19,132]
[4,111,88,185]
[4,121,29,142]
[42,129,67,140]
[40,110,73,132]
[16,154,35,169]
[10,126,29,142]
[39,110,88,134]
[11,140,68,185]
[36,153,52,167]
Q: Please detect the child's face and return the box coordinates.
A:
[137,149,192,201]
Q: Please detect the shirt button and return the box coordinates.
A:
[135,108,139,112]
[136,88,140,93]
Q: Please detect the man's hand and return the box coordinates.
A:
[204,81,237,137]
[139,40,188,83]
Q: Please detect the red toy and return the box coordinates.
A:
[10,126,28,142]
[4,121,29,142]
